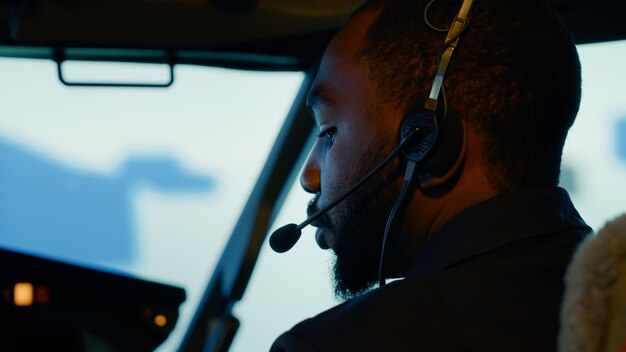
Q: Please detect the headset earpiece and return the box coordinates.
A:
[419,110,464,177]
[398,106,465,186]
[400,108,439,164]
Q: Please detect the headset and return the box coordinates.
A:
[400,0,474,180]
[270,0,476,289]
[378,0,475,286]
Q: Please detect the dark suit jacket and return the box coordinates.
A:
[271,187,591,351]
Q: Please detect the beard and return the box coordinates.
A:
[326,148,403,301]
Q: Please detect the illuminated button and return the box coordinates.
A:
[14,283,34,306]
[153,314,167,327]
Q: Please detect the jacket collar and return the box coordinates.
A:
[408,187,591,276]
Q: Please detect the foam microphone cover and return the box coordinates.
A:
[269,223,302,253]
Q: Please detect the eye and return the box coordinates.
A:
[318,127,336,146]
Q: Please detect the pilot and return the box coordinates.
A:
[271,0,590,350]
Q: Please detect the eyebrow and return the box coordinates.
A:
[306,84,332,113]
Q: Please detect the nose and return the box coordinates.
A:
[300,146,320,194]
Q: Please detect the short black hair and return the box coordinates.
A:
[358,0,581,191]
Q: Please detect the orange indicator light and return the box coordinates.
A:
[14,283,34,306]
[154,314,167,327]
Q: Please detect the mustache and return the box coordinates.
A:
[307,196,333,228]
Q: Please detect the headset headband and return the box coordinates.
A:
[425,0,475,112]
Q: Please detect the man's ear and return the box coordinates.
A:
[417,116,467,190]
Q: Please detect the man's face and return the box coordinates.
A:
[300,10,404,300]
